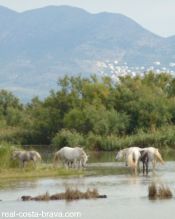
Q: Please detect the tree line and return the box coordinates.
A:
[1,71,175,150]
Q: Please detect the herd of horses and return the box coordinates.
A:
[12,146,164,175]
[12,146,88,169]
[115,146,164,175]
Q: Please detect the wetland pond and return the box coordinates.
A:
[1,149,175,219]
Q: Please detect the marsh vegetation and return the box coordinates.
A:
[148,183,173,200]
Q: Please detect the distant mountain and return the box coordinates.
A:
[0,5,174,101]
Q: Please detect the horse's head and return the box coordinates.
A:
[115,150,124,160]
[30,151,42,162]
[80,153,88,167]
[12,150,21,159]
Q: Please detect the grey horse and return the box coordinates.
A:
[12,150,41,167]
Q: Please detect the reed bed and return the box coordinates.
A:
[148,183,173,200]
[21,188,107,201]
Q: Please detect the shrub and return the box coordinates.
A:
[52,129,85,149]
[0,142,21,168]
[85,133,103,150]
[0,127,33,144]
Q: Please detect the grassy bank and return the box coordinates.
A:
[0,166,84,181]
[0,143,83,181]
[0,162,130,181]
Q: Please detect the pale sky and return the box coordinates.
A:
[0,0,174,37]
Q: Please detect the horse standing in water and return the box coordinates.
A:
[140,147,164,173]
[139,150,149,175]
[54,146,88,169]
[12,150,42,167]
[116,146,164,175]
[115,148,131,166]
[116,147,141,175]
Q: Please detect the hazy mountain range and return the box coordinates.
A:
[0,5,174,101]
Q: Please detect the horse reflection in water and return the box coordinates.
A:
[116,147,164,175]
[12,150,42,167]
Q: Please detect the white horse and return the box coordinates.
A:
[116,146,164,175]
[140,147,164,172]
[54,146,88,169]
[115,148,130,164]
[12,150,41,167]
[116,147,141,175]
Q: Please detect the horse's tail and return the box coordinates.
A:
[53,152,59,166]
[36,152,42,160]
[127,152,137,170]
[154,149,164,164]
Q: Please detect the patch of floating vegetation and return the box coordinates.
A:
[148,183,173,200]
[21,188,107,201]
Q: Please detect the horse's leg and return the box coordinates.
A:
[125,154,128,166]
[75,160,79,169]
[138,161,141,173]
[146,161,149,175]
[20,160,24,168]
[31,158,36,168]
[22,160,26,168]
[142,162,144,175]
[67,161,71,168]
[152,160,156,173]
[74,159,79,169]
[134,161,137,176]
[64,160,69,169]
[69,160,73,168]
[72,160,76,168]
[79,160,83,169]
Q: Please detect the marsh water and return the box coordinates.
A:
[1,149,175,219]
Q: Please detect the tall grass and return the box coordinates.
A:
[0,142,20,169]
[50,126,175,151]
[85,126,175,151]
[0,127,24,144]
[21,188,107,201]
[148,183,173,200]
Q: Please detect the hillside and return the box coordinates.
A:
[0,5,174,101]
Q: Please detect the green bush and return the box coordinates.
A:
[52,129,85,149]
[0,143,21,168]
[85,133,103,150]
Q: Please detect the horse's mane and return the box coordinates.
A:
[154,149,164,164]
[142,147,164,164]
[120,148,129,156]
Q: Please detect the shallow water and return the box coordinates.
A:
[1,151,175,219]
